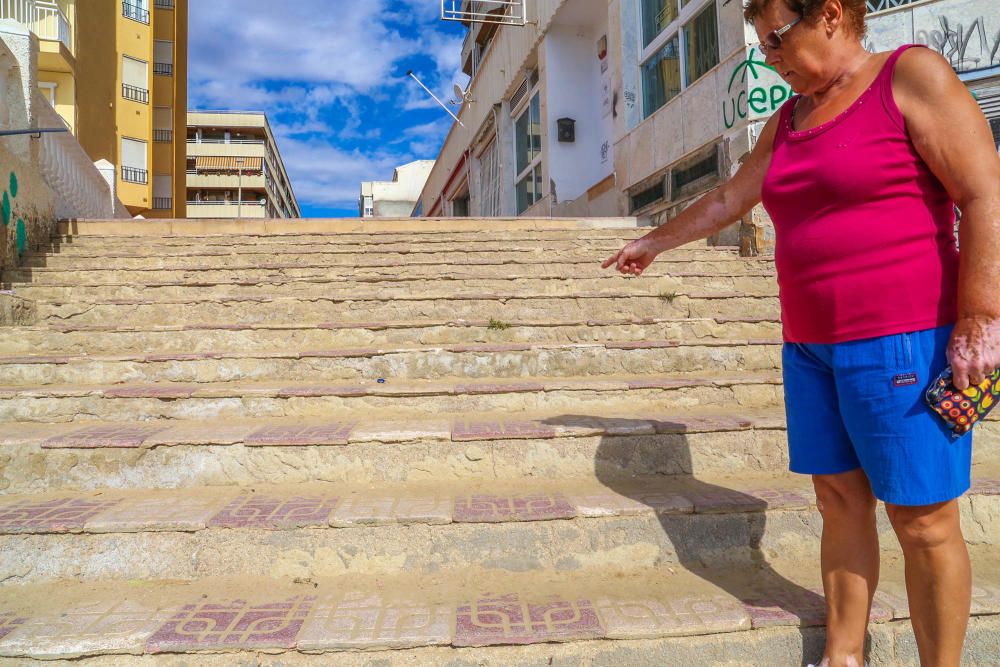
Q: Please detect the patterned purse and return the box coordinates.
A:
[925,366,1000,435]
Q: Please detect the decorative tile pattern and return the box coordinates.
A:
[742,587,831,628]
[103,386,195,399]
[277,385,367,398]
[596,595,750,638]
[146,596,315,652]
[330,495,452,526]
[145,423,255,446]
[570,491,692,517]
[454,594,603,647]
[41,424,168,449]
[297,592,451,649]
[0,600,176,658]
[0,612,27,642]
[85,494,231,532]
[452,420,556,442]
[689,487,812,513]
[0,497,122,533]
[970,478,1000,496]
[453,493,576,523]
[454,381,545,395]
[245,423,356,446]
[207,494,339,528]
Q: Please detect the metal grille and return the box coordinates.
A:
[442,0,526,26]
[122,83,149,104]
[991,119,1000,151]
[510,75,530,110]
[152,197,172,210]
[866,0,917,13]
[122,166,148,184]
[153,63,173,76]
[153,0,173,7]
[122,1,149,24]
[153,129,172,142]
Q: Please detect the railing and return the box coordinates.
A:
[185,138,266,145]
[0,0,35,26]
[186,200,265,206]
[34,0,71,52]
[152,197,172,209]
[153,128,172,142]
[866,0,918,12]
[153,62,173,76]
[122,165,148,184]
[32,91,123,219]
[153,0,173,7]
[122,83,149,104]
[122,0,149,24]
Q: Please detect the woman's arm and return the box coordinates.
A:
[894,48,1000,389]
[602,111,780,276]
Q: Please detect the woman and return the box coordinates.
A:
[602,0,1000,665]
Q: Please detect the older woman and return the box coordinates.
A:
[603,0,1000,665]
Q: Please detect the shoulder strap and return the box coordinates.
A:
[879,44,925,131]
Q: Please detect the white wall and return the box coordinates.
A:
[543,19,613,205]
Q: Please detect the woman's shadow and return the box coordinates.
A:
[542,413,876,664]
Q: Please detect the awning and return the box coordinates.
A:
[195,156,263,171]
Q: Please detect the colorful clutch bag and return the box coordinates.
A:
[925,366,1000,436]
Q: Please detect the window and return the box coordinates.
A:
[866,0,917,12]
[362,195,374,217]
[154,40,173,76]
[121,137,148,184]
[514,91,542,214]
[153,106,172,142]
[123,0,149,24]
[671,147,719,199]
[640,0,720,118]
[122,56,149,104]
[630,181,665,212]
[38,81,56,106]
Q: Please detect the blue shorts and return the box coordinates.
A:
[782,324,972,506]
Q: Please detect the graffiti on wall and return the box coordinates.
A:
[1,171,27,256]
[916,15,1000,73]
[722,47,794,130]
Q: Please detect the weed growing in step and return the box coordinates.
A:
[658,291,678,303]
[487,318,512,331]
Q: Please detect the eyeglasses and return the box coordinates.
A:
[760,16,802,55]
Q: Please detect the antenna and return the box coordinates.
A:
[441,0,528,26]
[406,70,465,127]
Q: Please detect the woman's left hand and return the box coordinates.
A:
[947,315,1000,390]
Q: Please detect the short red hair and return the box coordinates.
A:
[743,0,868,39]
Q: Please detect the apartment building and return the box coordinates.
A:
[359,160,434,217]
[186,111,300,219]
[418,0,1000,250]
[69,0,188,218]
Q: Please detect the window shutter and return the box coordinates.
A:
[153,175,172,198]
[154,40,173,64]
[153,106,173,130]
[122,56,148,88]
[121,138,148,170]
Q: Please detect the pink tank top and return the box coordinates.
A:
[761,44,959,344]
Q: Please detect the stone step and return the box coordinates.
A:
[33,291,781,326]
[0,371,785,423]
[0,551,998,663]
[11,274,779,304]
[3,410,996,494]
[0,316,783,355]
[0,338,783,386]
[3,259,775,285]
[3,470,1000,585]
[17,247,744,271]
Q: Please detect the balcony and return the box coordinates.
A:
[153,128,172,143]
[152,196,172,210]
[122,165,148,184]
[122,83,149,104]
[153,62,173,76]
[122,1,149,24]
[186,200,268,219]
[187,172,265,189]
[153,0,173,7]
[0,0,74,61]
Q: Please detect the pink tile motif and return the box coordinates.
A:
[146,596,315,652]
[0,600,177,659]
[454,381,545,395]
[0,612,27,641]
[689,487,812,513]
[970,478,1000,496]
[596,595,750,638]
[277,385,367,398]
[454,593,602,647]
[453,493,576,523]
[571,491,692,518]
[742,587,829,628]
[452,420,556,442]
[0,497,122,533]
[297,592,451,650]
[41,424,168,449]
[207,494,339,529]
[331,495,452,526]
[245,423,356,446]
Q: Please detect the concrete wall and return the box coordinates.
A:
[0,122,57,273]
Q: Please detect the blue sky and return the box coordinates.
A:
[188,1,469,217]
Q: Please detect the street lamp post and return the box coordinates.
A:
[235,157,245,218]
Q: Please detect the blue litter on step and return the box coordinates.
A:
[377,378,386,384]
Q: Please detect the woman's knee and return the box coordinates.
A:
[885,501,962,549]
[813,471,877,517]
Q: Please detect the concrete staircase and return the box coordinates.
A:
[0,218,997,665]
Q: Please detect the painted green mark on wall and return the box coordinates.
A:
[8,171,17,199]
[1,191,9,227]
[15,219,25,256]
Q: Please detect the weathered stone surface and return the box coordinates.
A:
[454,594,603,646]
[596,595,750,638]
[245,422,355,446]
[330,494,453,526]
[41,424,168,449]
[453,493,577,523]
[0,497,122,533]
[207,494,340,529]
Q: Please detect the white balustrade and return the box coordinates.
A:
[0,0,36,26]
[34,0,71,52]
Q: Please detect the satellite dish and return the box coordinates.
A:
[453,83,475,106]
